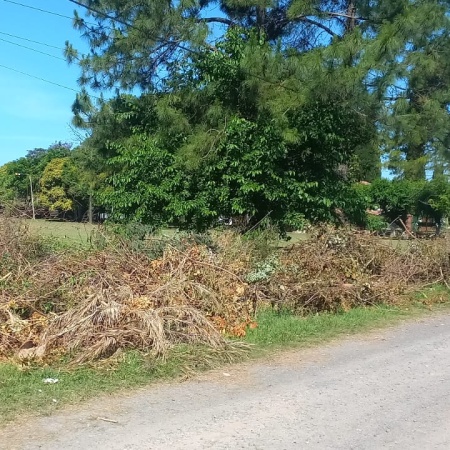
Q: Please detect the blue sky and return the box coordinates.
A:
[0,0,90,166]
[0,1,229,168]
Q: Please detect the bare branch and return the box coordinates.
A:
[201,17,236,26]
[290,16,338,38]
[320,11,369,21]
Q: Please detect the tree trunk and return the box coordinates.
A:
[404,90,427,180]
[345,1,357,33]
[88,193,93,224]
[256,6,266,37]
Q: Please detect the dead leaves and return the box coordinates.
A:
[0,230,256,363]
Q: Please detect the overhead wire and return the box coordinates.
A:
[1,0,99,27]
[0,63,102,99]
[0,31,63,51]
[0,62,77,92]
[0,2,94,95]
[0,37,66,61]
[1,0,305,96]
[1,0,77,21]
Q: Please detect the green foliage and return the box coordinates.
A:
[365,214,389,233]
[381,10,450,180]
[334,183,371,227]
[365,177,450,224]
[13,0,442,230]
[191,115,316,229]
[367,179,424,222]
[417,177,450,220]
[65,0,368,91]
[38,158,74,212]
[2,158,34,201]
[89,28,378,231]
[0,143,73,210]
[103,134,180,226]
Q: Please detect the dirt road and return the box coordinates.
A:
[2,314,450,450]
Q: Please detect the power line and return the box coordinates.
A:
[0,0,295,98]
[1,0,75,21]
[0,37,65,61]
[1,0,336,99]
[0,63,101,99]
[0,31,62,51]
[0,62,78,91]
[1,0,99,27]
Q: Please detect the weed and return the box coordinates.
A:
[245,255,279,283]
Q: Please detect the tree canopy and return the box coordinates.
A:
[4,1,450,230]
[60,0,450,229]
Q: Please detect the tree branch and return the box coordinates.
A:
[201,17,236,26]
[319,10,369,21]
[290,16,338,38]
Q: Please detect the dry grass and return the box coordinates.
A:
[0,222,257,364]
[1,219,449,366]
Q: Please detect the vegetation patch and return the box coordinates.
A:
[261,226,450,314]
[0,222,260,364]
[1,219,450,367]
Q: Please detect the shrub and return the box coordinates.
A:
[365,214,388,232]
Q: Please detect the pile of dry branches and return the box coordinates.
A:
[0,224,255,364]
[1,219,449,365]
[263,226,450,313]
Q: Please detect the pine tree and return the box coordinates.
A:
[66,1,450,229]
[66,1,387,90]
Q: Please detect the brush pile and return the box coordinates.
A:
[264,226,450,313]
[1,219,449,365]
[0,222,255,364]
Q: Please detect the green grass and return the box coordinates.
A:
[247,284,450,351]
[0,345,242,423]
[0,353,152,422]
[1,299,448,424]
[25,220,98,248]
[25,220,182,249]
[24,219,305,249]
[246,304,426,349]
[21,219,442,251]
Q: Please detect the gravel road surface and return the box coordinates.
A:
[2,313,450,450]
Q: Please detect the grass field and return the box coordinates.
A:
[22,219,308,248]
[21,219,426,250]
[25,220,100,247]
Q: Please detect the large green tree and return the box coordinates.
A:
[87,28,375,230]
[65,0,450,231]
[66,0,367,91]
[385,29,450,180]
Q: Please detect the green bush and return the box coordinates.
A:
[365,214,388,232]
